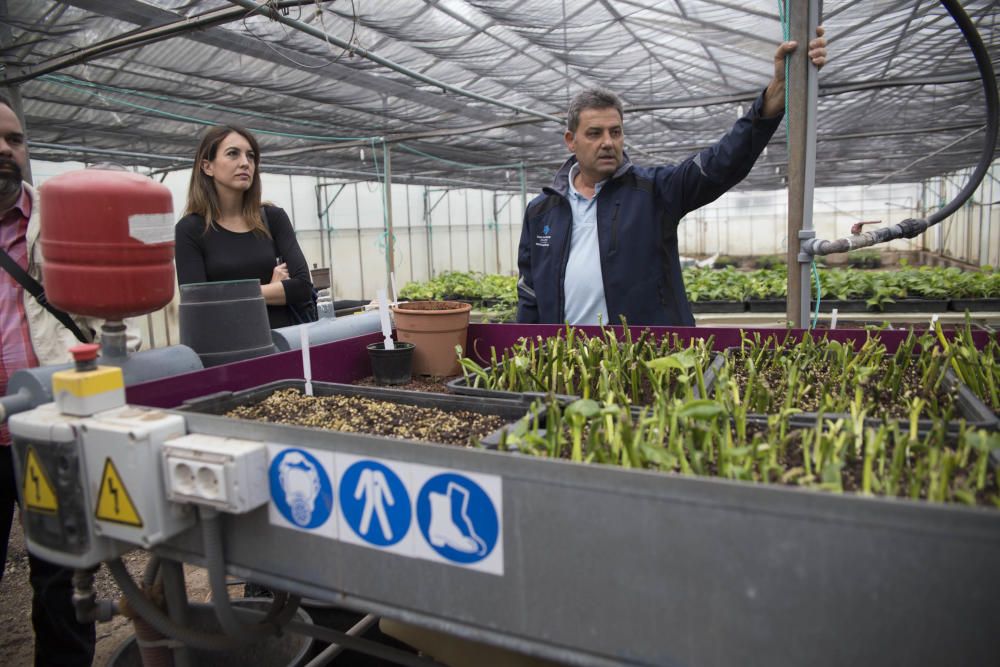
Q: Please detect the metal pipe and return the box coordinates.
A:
[383,140,396,290]
[160,560,195,667]
[786,0,821,327]
[1,2,314,86]
[302,614,378,667]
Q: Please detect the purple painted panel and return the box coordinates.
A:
[126,331,382,408]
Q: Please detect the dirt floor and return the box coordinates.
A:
[0,511,211,666]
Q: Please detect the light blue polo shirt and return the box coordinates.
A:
[563,163,610,325]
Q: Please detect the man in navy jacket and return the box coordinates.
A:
[517,29,827,326]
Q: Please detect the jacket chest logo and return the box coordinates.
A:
[536,224,552,248]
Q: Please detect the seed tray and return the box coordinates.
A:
[447,352,725,404]
[720,348,999,434]
[179,379,536,448]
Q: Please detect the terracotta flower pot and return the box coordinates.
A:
[391,300,472,376]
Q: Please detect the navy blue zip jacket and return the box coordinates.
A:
[516,90,782,326]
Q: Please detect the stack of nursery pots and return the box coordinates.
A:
[392,300,472,376]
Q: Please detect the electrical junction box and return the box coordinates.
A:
[79,406,193,547]
[162,434,269,514]
[8,403,127,569]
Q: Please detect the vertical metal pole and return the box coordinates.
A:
[315,181,327,270]
[382,140,396,291]
[518,163,527,274]
[787,0,821,328]
[405,184,414,285]
[423,186,433,279]
[493,192,502,273]
[354,182,365,298]
[160,560,194,667]
[447,193,454,271]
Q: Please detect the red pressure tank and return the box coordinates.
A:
[40,169,175,320]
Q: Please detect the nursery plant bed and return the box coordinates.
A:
[169,401,1000,667]
[127,324,1000,667]
[722,347,998,433]
[689,299,746,313]
[950,297,1000,312]
[449,352,726,404]
[746,298,786,312]
[498,395,999,507]
[810,299,868,313]
[872,298,950,313]
[180,379,532,448]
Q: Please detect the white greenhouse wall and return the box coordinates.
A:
[25,157,997,349]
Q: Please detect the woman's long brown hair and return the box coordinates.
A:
[184,125,269,237]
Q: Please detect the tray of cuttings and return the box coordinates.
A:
[179,380,534,449]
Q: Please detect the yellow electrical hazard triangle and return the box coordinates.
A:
[95,458,143,527]
[23,447,58,514]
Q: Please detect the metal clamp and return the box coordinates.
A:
[797,229,816,262]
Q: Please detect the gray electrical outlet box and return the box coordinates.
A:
[9,404,126,568]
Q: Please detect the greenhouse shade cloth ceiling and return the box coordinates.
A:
[1,0,997,191]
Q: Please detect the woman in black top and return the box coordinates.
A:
[175,125,312,329]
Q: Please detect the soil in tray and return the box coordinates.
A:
[728,352,958,421]
[224,388,504,447]
[352,375,457,394]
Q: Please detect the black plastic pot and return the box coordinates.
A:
[179,279,277,367]
[367,341,415,386]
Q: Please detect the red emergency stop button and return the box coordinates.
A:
[69,343,101,363]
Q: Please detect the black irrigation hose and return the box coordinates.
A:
[805,0,997,255]
[929,0,998,225]
[200,507,302,641]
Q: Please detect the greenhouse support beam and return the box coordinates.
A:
[227,0,560,125]
[787,0,821,329]
[383,142,396,293]
[1,1,314,86]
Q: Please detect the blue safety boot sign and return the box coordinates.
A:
[339,459,411,548]
[268,445,336,539]
[413,467,503,575]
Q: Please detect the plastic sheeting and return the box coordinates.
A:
[1,0,997,190]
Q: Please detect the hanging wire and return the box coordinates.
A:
[240,0,361,70]
[39,73,372,142]
[396,143,523,171]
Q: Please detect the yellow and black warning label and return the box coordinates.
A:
[95,458,143,527]
[23,447,58,514]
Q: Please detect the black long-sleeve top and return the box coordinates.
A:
[175,205,312,329]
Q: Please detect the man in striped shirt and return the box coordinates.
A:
[0,95,95,667]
